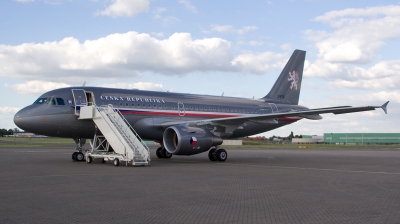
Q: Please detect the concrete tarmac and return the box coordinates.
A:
[0,146,400,223]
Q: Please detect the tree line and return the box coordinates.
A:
[0,128,20,137]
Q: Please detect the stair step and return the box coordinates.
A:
[91,105,150,166]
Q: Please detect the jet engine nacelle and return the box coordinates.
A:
[163,125,223,155]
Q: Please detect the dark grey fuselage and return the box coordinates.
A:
[14,87,305,141]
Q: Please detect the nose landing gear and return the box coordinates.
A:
[72,138,86,162]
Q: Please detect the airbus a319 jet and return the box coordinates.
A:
[14,50,389,162]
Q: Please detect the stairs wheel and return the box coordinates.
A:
[101,159,106,163]
[86,156,93,164]
[113,158,120,166]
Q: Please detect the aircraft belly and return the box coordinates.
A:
[229,120,297,138]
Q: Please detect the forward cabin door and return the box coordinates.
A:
[72,89,88,116]
[178,102,185,116]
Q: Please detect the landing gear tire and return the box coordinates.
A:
[86,156,92,164]
[156,147,164,158]
[113,158,120,167]
[208,148,217,161]
[162,148,172,159]
[72,152,78,161]
[216,149,227,162]
[76,152,85,162]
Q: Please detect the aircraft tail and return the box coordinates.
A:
[263,49,306,105]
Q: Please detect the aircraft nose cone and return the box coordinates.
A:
[14,107,33,131]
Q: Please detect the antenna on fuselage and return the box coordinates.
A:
[221,92,224,96]
[82,81,86,87]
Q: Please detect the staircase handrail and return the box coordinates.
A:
[99,104,150,161]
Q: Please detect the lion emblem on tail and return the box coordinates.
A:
[288,71,299,90]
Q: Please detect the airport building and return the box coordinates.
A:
[292,135,324,144]
[324,133,400,145]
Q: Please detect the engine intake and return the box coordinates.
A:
[163,125,223,155]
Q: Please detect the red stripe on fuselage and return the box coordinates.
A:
[120,110,240,118]
[119,109,302,121]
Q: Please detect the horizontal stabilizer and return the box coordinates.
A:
[381,101,389,114]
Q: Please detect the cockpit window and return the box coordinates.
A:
[45,97,56,105]
[34,97,65,105]
[33,98,47,104]
[56,98,65,105]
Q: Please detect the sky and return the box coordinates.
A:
[1,0,399,137]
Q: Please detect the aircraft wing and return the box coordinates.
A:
[159,101,389,134]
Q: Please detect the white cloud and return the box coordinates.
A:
[305,59,400,90]
[152,7,179,24]
[304,60,346,78]
[101,82,164,91]
[280,44,291,51]
[178,0,197,13]
[5,81,70,95]
[231,51,285,74]
[95,0,149,17]
[210,25,258,35]
[249,41,264,46]
[14,0,61,3]
[314,5,400,22]
[0,107,20,114]
[307,5,400,64]
[303,5,400,93]
[43,0,61,5]
[0,32,285,82]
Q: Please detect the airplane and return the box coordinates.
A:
[13,50,389,163]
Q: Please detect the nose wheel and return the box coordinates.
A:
[72,138,86,162]
[72,152,85,162]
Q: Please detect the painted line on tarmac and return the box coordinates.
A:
[224,163,400,175]
[3,151,52,153]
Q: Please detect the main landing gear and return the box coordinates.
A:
[72,138,86,162]
[156,146,172,159]
[208,147,227,162]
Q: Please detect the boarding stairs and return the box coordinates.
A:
[78,104,150,166]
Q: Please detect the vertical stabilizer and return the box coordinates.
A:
[263,50,306,105]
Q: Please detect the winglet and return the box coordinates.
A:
[381,101,389,114]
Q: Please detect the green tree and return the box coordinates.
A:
[288,131,294,140]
